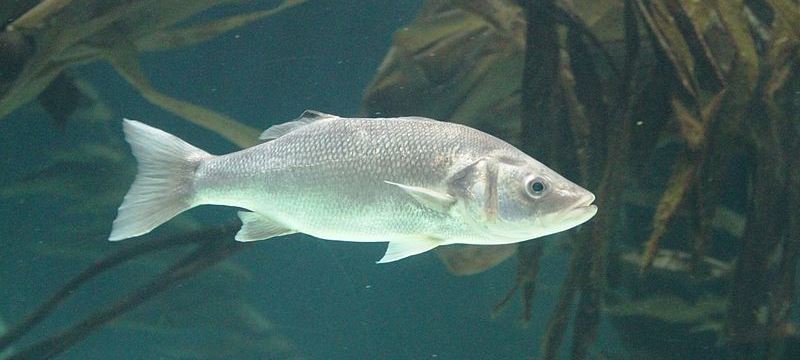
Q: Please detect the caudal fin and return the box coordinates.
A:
[109,119,212,241]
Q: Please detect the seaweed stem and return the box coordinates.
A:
[519,0,559,156]
[6,227,244,359]
[7,0,73,31]
[640,154,696,274]
[0,224,240,355]
[540,234,587,360]
[104,46,260,148]
[492,242,545,324]
[547,2,621,79]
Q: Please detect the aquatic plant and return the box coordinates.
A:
[0,0,308,147]
[361,0,799,358]
[0,101,303,360]
[2,0,797,358]
[0,1,307,358]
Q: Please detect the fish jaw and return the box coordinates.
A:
[528,191,597,240]
[562,192,597,225]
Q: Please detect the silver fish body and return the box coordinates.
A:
[109,111,597,263]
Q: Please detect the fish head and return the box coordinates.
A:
[450,155,597,243]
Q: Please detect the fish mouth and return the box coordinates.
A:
[575,193,596,208]
[565,193,598,223]
[517,192,597,240]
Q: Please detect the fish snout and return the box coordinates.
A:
[559,188,597,224]
[575,192,595,209]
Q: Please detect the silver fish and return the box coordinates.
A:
[109,110,597,263]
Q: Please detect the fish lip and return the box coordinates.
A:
[573,193,596,209]
[541,192,595,217]
[564,193,597,222]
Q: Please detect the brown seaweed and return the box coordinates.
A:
[3,0,797,358]
[0,0,304,147]
[360,0,800,358]
[1,225,241,358]
[0,2,308,358]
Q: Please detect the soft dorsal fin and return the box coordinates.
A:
[259,110,338,140]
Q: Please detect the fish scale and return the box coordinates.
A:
[195,117,490,242]
[108,110,597,263]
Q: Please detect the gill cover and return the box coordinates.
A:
[448,157,501,223]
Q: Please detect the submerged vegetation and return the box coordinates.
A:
[362,0,799,358]
[0,0,312,146]
[0,1,305,359]
[0,0,798,359]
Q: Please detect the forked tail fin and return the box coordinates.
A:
[109,119,212,241]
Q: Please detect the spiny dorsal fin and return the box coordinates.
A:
[259,110,338,140]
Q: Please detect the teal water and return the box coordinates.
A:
[3,1,796,360]
[1,1,585,359]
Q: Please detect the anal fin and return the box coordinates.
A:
[235,211,294,242]
[377,237,443,263]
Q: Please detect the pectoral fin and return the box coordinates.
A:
[384,181,455,212]
[235,211,295,242]
[377,237,443,263]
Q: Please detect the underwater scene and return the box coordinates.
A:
[1,0,799,359]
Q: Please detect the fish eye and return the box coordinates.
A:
[525,177,547,198]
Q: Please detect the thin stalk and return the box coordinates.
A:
[6,229,244,359]
[0,224,238,353]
